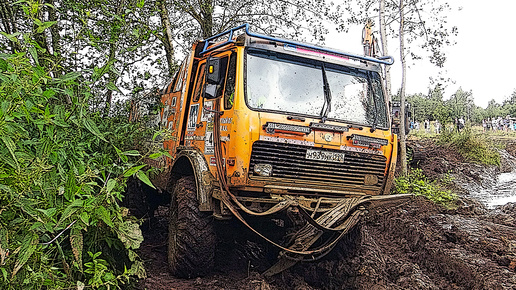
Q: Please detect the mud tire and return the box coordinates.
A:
[168,176,215,278]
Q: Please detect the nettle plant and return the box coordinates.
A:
[0,50,163,288]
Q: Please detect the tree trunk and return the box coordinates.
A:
[399,0,408,176]
[46,0,61,74]
[379,0,392,99]
[200,0,213,38]
[0,0,21,53]
[104,0,125,116]
[158,0,176,77]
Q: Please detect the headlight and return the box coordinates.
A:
[254,164,273,177]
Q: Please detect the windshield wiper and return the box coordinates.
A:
[320,63,332,123]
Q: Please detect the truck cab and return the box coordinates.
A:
[154,24,403,277]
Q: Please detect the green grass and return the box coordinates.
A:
[394,168,457,207]
[436,127,501,166]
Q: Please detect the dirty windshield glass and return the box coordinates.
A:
[245,50,388,128]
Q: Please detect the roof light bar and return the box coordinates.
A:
[200,23,394,66]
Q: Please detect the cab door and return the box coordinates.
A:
[184,51,237,167]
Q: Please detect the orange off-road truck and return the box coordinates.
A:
[148,24,408,278]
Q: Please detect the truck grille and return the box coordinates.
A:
[249,141,387,191]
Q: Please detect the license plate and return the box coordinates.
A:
[305,149,345,163]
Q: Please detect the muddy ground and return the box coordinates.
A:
[135,139,516,289]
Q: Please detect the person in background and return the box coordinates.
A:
[435,120,440,134]
[458,116,465,131]
[482,119,486,133]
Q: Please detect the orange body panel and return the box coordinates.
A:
[158,40,396,197]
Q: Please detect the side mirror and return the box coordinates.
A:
[203,57,221,99]
[206,57,221,85]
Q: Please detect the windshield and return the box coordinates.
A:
[245,49,388,128]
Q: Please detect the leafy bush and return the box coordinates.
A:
[0,51,160,288]
[437,128,500,166]
[394,169,457,206]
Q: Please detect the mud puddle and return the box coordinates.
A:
[470,170,516,208]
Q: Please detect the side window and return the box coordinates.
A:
[224,53,237,109]
[215,56,229,98]
[173,57,188,92]
[193,64,206,102]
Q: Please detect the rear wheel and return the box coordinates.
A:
[168,176,215,278]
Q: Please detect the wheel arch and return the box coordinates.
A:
[169,149,215,211]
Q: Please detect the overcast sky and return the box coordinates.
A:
[326,0,514,109]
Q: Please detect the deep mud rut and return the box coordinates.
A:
[135,140,516,289]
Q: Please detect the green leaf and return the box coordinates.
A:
[0,59,8,72]
[83,118,107,142]
[148,152,161,159]
[106,81,121,93]
[37,207,56,218]
[1,268,7,282]
[136,170,155,189]
[152,131,161,142]
[56,71,82,82]
[12,233,38,278]
[122,150,140,156]
[28,46,38,65]
[114,145,128,162]
[95,206,114,228]
[79,212,89,226]
[123,164,145,177]
[136,0,145,8]
[106,179,116,193]
[0,32,21,43]
[65,170,77,201]
[0,185,10,193]
[116,221,143,249]
[57,199,84,226]
[161,150,173,159]
[53,118,70,127]
[29,222,43,231]
[1,136,19,171]
[36,21,57,34]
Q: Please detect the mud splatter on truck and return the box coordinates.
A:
[146,24,410,277]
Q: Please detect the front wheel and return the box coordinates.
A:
[168,176,215,278]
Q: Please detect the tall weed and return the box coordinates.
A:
[437,128,500,166]
[0,52,160,288]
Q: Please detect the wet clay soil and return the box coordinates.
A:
[136,140,516,289]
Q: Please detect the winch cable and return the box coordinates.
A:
[263,200,365,277]
[211,99,367,260]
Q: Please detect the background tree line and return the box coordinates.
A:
[395,86,516,126]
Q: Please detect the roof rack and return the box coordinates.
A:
[200,23,394,66]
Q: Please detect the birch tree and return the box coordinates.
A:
[344,0,458,175]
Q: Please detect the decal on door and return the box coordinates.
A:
[187,104,199,131]
[204,131,214,154]
[201,101,213,122]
